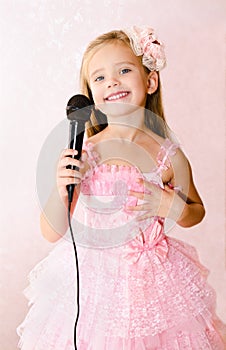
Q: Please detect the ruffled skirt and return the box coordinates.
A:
[17,237,226,349]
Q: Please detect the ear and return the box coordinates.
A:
[146,71,158,95]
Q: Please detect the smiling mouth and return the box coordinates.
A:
[105,91,129,101]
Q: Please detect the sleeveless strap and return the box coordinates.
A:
[156,138,183,192]
[156,138,179,174]
[83,142,99,169]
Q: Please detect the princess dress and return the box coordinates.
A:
[17,139,226,350]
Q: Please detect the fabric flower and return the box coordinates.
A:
[123,26,166,71]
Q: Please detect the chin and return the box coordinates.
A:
[96,102,143,118]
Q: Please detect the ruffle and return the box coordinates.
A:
[17,138,226,349]
[17,240,79,350]
[17,238,226,349]
[81,138,179,192]
[76,238,226,342]
[77,318,225,350]
[74,138,180,248]
[81,161,144,196]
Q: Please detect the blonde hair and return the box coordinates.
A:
[80,30,167,138]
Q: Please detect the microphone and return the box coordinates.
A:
[66,94,92,203]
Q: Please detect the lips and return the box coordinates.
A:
[105,91,129,101]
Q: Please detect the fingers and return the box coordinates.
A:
[127,180,162,219]
[59,148,77,160]
[129,177,164,202]
[136,177,164,193]
[128,190,152,202]
[58,168,83,181]
[57,148,84,200]
[128,190,145,200]
[58,149,84,169]
[126,203,155,221]
[126,203,151,212]
[127,181,174,221]
[136,212,154,221]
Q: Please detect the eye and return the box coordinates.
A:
[94,75,104,82]
[120,68,131,75]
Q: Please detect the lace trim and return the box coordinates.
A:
[82,139,182,191]
[155,138,179,174]
[83,142,100,168]
[84,139,178,171]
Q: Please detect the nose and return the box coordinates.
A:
[107,76,120,88]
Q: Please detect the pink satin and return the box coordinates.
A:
[123,218,168,264]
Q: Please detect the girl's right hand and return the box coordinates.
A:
[56,149,85,201]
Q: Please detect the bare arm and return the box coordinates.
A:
[128,147,205,228]
[168,158,205,227]
[40,149,85,243]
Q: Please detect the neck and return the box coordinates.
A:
[105,106,147,141]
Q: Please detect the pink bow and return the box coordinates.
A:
[123,219,168,264]
[157,139,178,171]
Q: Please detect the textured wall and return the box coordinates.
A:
[0,1,225,349]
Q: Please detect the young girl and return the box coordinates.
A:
[17,26,226,349]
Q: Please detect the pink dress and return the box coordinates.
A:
[17,139,226,350]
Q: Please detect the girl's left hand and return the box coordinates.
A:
[127,178,175,221]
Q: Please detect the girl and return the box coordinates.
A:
[17,26,226,349]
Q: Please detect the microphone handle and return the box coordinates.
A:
[67,120,85,203]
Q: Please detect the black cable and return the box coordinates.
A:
[67,201,80,350]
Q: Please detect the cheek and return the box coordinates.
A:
[92,91,100,102]
[89,86,102,104]
[89,83,97,97]
[90,86,102,105]
[90,82,99,93]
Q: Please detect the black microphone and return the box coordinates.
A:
[66,94,92,203]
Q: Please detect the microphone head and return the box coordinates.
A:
[66,94,92,122]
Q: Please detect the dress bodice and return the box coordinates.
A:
[81,138,179,194]
[71,138,180,248]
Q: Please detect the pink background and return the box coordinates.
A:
[1,1,225,349]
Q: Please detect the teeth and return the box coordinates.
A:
[107,92,128,101]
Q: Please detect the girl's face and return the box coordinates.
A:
[88,41,151,109]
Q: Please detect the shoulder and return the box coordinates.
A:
[152,136,191,186]
[166,142,193,194]
[168,142,190,169]
[143,130,185,167]
[82,132,103,157]
[84,129,108,147]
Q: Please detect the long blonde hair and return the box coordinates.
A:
[80,30,168,138]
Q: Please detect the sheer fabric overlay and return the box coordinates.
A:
[17,139,226,349]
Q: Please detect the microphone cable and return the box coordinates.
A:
[65,94,92,349]
[67,200,80,350]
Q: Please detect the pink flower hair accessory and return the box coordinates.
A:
[123,26,166,71]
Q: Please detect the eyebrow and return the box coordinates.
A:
[89,61,137,79]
